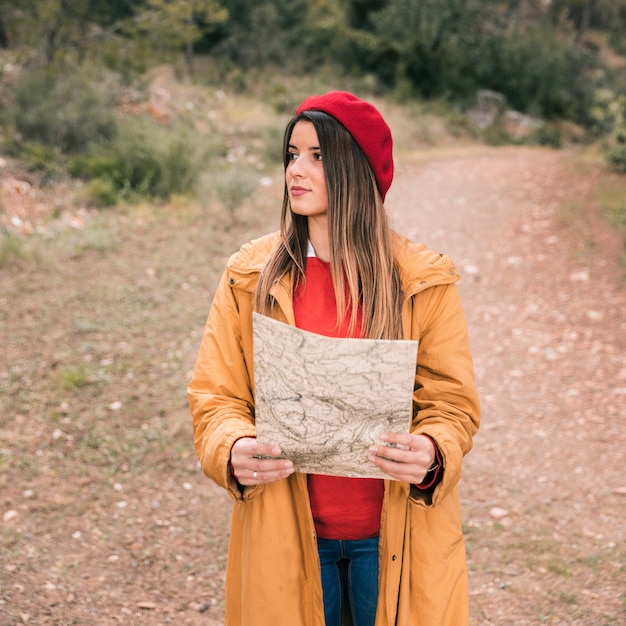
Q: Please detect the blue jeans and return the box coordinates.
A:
[317,536,379,626]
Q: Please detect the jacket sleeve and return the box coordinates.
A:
[188,268,258,501]
[409,283,480,506]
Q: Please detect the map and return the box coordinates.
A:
[252,312,418,479]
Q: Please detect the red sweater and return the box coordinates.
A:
[293,256,384,540]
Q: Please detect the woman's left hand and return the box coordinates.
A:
[368,432,436,484]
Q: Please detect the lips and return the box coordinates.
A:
[290,186,309,197]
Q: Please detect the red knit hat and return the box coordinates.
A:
[295,91,394,200]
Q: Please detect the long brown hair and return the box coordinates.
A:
[255,110,403,340]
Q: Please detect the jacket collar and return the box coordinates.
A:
[226,231,460,302]
[390,232,460,300]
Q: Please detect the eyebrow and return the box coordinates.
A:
[288,143,321,151]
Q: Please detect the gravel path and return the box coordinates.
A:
[390,146,626,624]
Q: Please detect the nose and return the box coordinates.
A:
[287,155,304,178]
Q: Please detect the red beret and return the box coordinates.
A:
[296,91,394,200]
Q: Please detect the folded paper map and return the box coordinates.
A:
[252,312,418,479]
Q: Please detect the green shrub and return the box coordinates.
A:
[531,124,563,148]
[93,118,163,198]
[608,30,626,58]
[607,101,626,173]
[472,27,596,122]
[9,63,118,154]
[607,126,626,172]
[85,177,119,208]
[595,92,626,172]
[22,142,65,183]
[589,88,623,137]
[155,124,210,197]
[73,115,215,201]
[212,165,259,223]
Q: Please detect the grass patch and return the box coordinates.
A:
[598,181,626,231]
[0,231,39,268]
[556,590,578,604]
[0,527,23,560]
[557,198,589,235]
[596,175,626,267]
[57,363,97,390]
[556,155,626,266]
[547,558,571,577]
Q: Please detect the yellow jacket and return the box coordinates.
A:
[189,231,480,625]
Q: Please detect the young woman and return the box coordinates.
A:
[188,91,480,626]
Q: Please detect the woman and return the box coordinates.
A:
[189,91,480,626]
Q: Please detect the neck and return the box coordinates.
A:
[307,216,330,262]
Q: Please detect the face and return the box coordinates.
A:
[285,120,328,220]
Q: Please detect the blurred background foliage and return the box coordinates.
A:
[0,0,625,208]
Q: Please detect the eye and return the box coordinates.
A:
[286,151,298,162]
[313,152,323,161]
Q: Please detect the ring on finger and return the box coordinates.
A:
[253,470,258,480]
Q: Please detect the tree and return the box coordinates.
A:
[0,7,8,47]
[0,0,137,64]
[129,0,228,74]
[365,0,487,95]
[346,0,387,28]
[204,0,310,70]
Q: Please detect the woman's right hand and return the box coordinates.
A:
[230,437,295,486]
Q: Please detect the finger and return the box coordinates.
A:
[252,443,285,458]
[369,443,415,464]
[230,437,258,463]
[368,444,431,482]
[260,464,295,481]
[379,431,423,450]
[368,453,419,482]
[242,461,295,486]
[231,439,283,468]
[379,431,410,443]
[252,457,294,473]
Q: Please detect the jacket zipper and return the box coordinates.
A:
[299,473,323,625]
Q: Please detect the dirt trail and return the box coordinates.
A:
[389,146,626,624]
[1,145,625,625]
